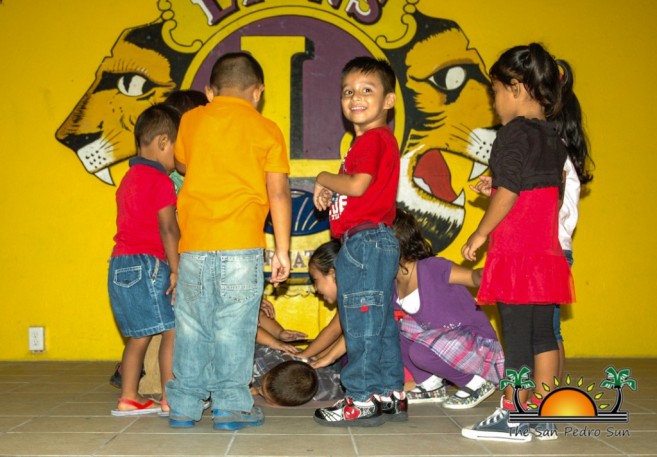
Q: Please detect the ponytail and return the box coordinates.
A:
[551,60,594,184]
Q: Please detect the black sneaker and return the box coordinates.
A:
[314,396,384,427]
[379,391,408,422]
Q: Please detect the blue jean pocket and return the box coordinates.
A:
[178,253,206,303]
[342,291,384,338]
[113,266,142,288]
[220,253,261,303]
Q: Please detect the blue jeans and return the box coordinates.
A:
[166,249,263,420]
[335,224,403,401]
[108,254,175,338]
[553,250,574,343]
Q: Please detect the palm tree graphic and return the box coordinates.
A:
[599,366,637,414]
[500,366,535,413]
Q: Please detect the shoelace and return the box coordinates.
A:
[479,407,506,426]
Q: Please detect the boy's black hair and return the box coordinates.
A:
[342,56,396,95]
[163,89,208,115]
[308,239,341,275]
[133,103,181,152]
[262,360,319,406]
[209,51,264,92]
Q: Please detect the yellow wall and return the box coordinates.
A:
[1,0,655,360]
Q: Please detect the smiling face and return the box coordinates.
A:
[340,70,396,136]
[308,264,337,305]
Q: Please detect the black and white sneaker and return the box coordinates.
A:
[379,391,408,422]
[314,396,384,427]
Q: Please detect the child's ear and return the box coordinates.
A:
[510,79,522,98]
[205,85,216,101]
[158,134,170,151]
[384,92,396,110]
[252,84,265,104]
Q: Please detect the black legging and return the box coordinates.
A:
[497,303,557,373]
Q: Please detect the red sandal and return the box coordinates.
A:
[111,398,161,416]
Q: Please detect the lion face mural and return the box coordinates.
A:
[56,3,496,255]
[386,17,498,252]
[55,22,193,185]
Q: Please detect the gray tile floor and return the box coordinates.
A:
[0,359,655,456]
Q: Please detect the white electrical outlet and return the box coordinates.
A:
[28,326,45,352]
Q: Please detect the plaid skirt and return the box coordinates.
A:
[400,316,505,384]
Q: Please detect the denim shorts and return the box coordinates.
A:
[108,254,175,338]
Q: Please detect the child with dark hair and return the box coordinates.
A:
[109,89,208,392]
[167,51,291,431]
[163,90,208,193]
[313,56,404,427]
[108,103,181,416]
[392,208,503,408]
[250,296,344,406]
[257,361,319,407]
[461,43,578,442]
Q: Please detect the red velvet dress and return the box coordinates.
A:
[476,117,575,305]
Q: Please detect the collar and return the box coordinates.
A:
[129,156,167,174]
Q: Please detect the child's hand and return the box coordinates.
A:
[310,355,333,369]
[259,298,276,319]
[469,175,492,196]
[269,249,290,287]
[166,272,178,304]
[270,340,300,354]
[279,330,308,342]
[462,232,487,262]
[313,182,332,211]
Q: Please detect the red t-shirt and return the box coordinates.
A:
[329,126,400,238]
[111,158,177,261]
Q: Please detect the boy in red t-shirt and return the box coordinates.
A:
[312,56,405,427]
[108,104,181,416]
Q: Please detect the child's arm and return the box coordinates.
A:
[158,205,180,302]
[462,187,517,262]
[258,312,307,341]
[298,314,342,359]
[266,172,292,286]
[310,336,346,369]
[449,264,483,288]
[313,172,372,211]
[256,326,300,354]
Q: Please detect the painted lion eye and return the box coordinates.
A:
[117,74,148,96]
[428,66,466,92]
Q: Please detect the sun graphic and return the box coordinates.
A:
[529,375,608,417]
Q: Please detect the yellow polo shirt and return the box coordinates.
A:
[174,96,289,252]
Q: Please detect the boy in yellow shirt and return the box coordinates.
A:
[166,52,291,431]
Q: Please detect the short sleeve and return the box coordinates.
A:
[490,120,529,194]
[264,122,290,174]
[345,129,384,176]
[153,173,177,211]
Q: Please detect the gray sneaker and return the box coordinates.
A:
[461,406,532,443]
[212,407,265,431]
[531,422,558,440]
[443,381,496,410]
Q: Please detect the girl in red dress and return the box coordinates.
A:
[461,43,581,443]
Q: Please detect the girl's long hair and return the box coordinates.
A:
[490,43,594,184]
[393,208,433,265]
